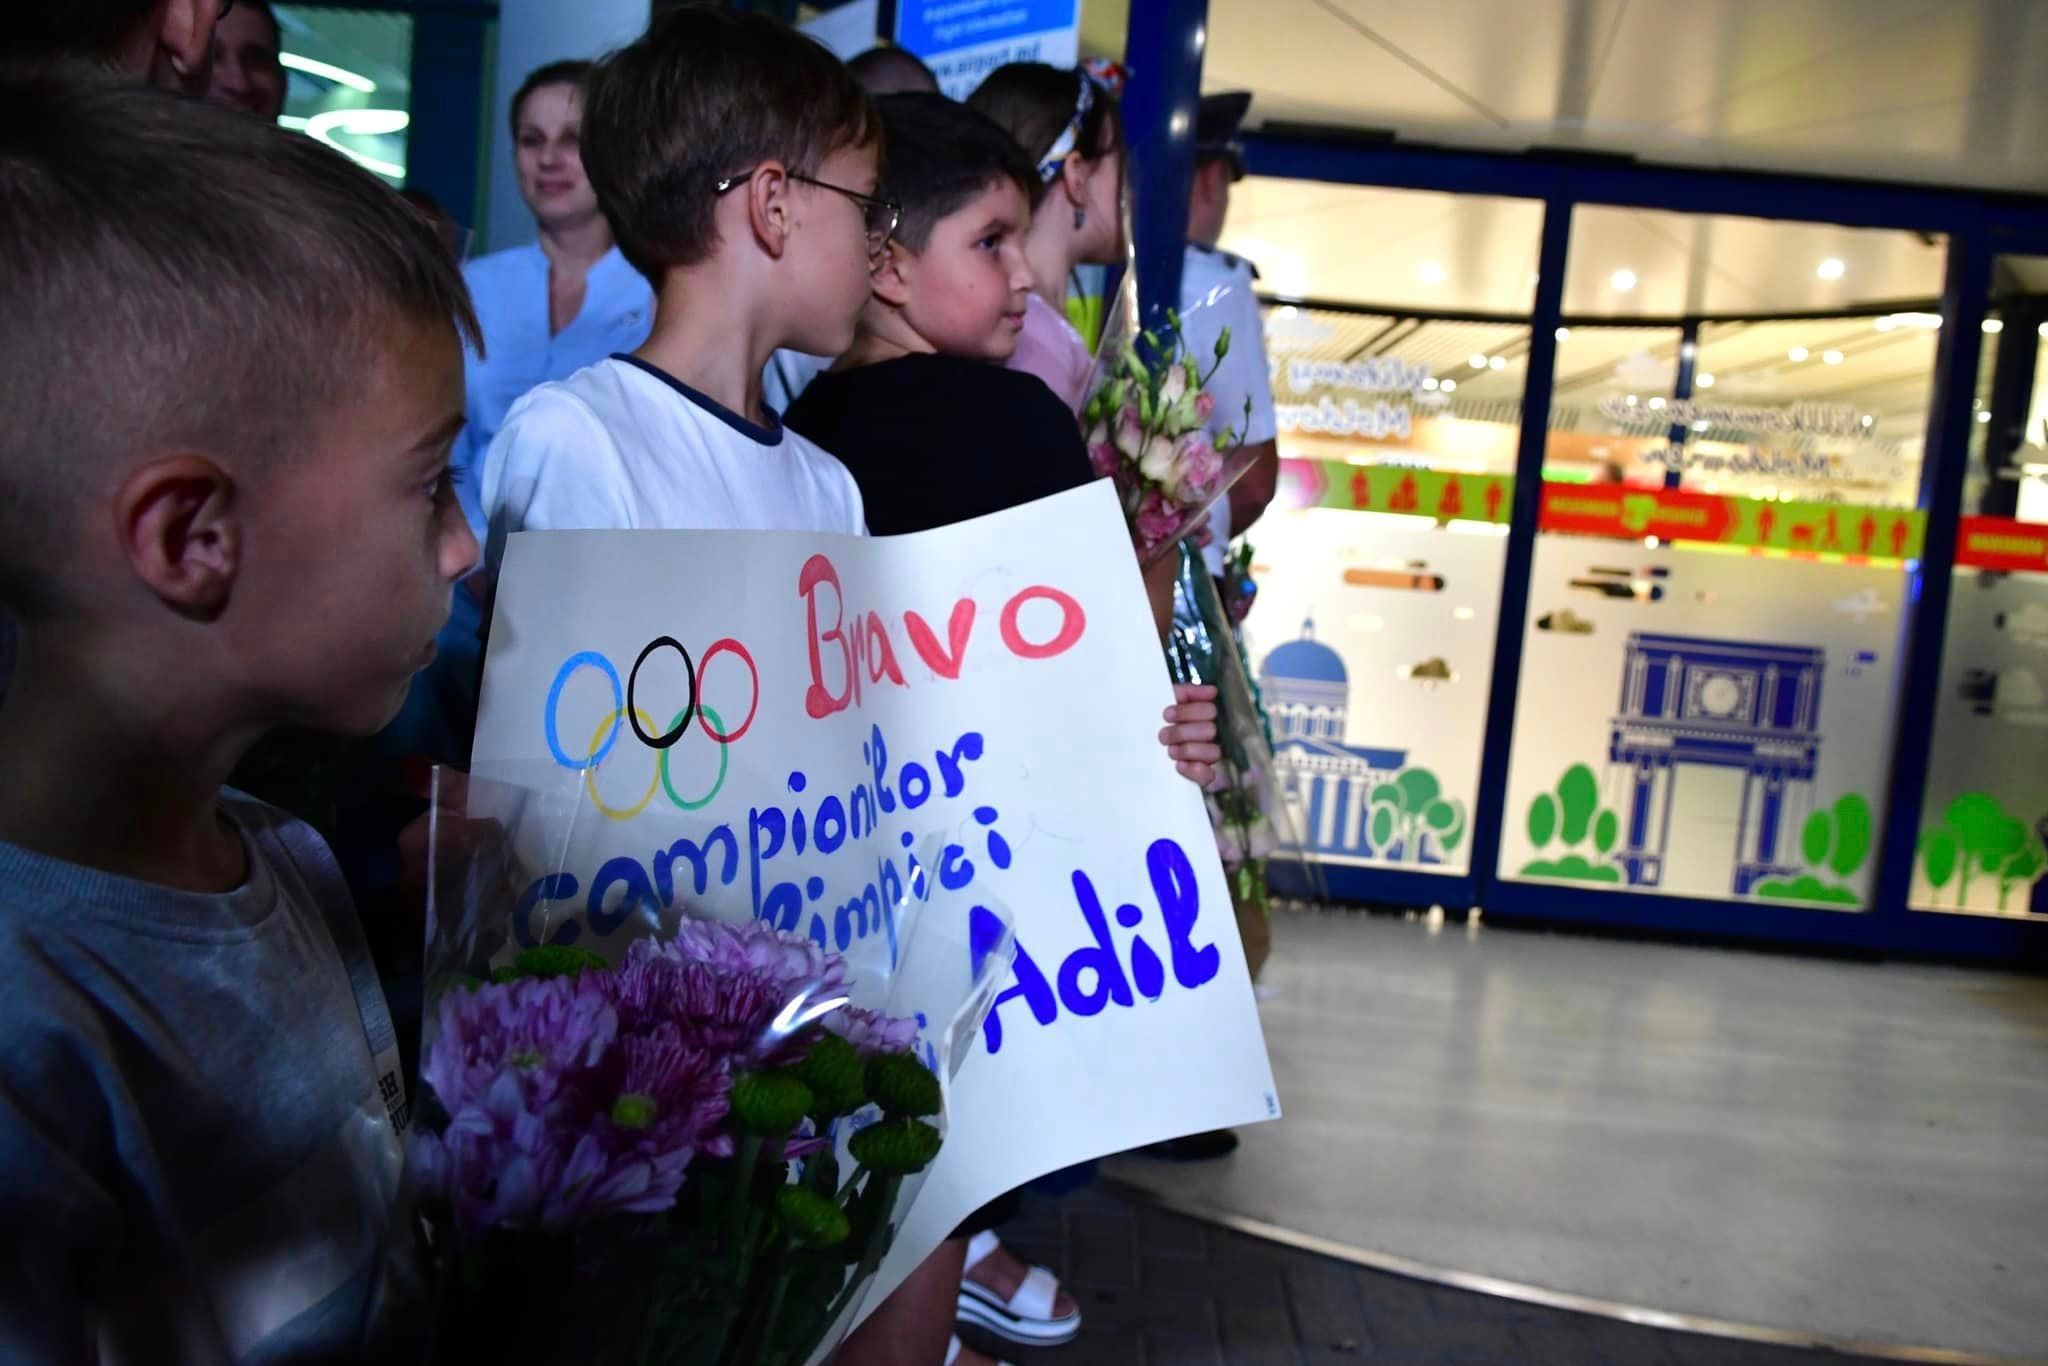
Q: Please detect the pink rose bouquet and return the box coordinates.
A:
[1083,308,1258,564]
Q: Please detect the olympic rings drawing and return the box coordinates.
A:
[546,637,759,818]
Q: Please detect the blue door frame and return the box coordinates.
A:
[1118,0,2048,961]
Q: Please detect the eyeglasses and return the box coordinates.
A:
[714,168,901,255]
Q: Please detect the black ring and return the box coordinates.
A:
[627,635,697,749]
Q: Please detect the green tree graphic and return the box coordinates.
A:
[1919,793,2047,910]
[1521,763,1622,883]
[1370,767,1467,865]
[1756,794,1873,905]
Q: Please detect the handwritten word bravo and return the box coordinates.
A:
[968,839,1219,1055]
[799,554,1087,719]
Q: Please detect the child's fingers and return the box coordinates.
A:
[1172,683,1219,704]
[1177,758,1219,785]
[1159,722,1221,751]
[1163,699,1220,727]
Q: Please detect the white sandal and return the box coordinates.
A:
[955,1230,1082,1346]
[946,1333,1016,1366]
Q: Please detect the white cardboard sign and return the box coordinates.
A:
[470,481,1278,1308]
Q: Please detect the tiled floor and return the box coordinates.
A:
[963,1184,1900,1366]
[1108,909,2048,1360]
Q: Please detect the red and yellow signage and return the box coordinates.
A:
[1281,458,1929,560]
[1956,516,2048,573]
[1538,483,1926,559]
[1280,460,1514,523]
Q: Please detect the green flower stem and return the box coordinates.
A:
[818,1172,903,1338]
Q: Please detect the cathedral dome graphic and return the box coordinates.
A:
[1259,620,1435,864]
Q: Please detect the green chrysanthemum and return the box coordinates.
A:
[610,1093,658,1131]
[776,1185,851,1247]
[730,1071,813,1135]
[792,1034,867,1118]
[865,1052,940,1119]
[848,1117,942,1175]
[491,945,608,983]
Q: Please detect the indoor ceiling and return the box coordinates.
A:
[1221,179,1952,316]
[1084,0,2048,194]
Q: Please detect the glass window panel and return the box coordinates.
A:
[1229,187,1541,878]
[1914,254,2048,918]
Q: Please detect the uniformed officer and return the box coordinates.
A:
[1178,90,1278,582]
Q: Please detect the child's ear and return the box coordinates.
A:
[114,455,241,621]
[1058,153,1092,209]
[868,240,915,308]
[746,161,794,260]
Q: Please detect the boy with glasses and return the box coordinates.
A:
[480,7,884,551]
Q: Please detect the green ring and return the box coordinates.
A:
[660,705,728,811]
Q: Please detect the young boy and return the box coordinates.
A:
[480,6,881,552]
[0,70,479,1361]
[785,93,1092,538]
[789,93,1219,1366]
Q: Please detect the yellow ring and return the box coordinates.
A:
[584,707,661,821]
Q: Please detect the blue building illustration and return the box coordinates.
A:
[1260,621,1414,863]
[1607,632,1825,894]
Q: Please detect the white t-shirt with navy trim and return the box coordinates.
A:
[480,355,867,566]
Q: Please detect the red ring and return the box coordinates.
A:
[696,638,760,743]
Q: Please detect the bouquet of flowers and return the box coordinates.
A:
[1164,543,1319,961]
[1081,270,1259,564]
[412,765,1012,1365]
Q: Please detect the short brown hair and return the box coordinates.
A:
[875,93,1036,252]
[0,64,481,618]
[580,7,878,278]
[509,58,591,138]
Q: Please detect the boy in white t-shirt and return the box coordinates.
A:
[481,8,883,551]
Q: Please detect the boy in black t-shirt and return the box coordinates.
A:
[796,94,1219,1366]
[786,93,1094,535]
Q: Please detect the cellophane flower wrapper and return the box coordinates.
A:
[1081,248,1264,566]
[413,762,1015,1366]
[1164,543,1323,910]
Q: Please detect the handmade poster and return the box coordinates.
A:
[1498,534,1909,907]
[471,480,1279,1310]
[1242,498,1509,877]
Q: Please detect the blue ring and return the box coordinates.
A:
[545,651,624,769]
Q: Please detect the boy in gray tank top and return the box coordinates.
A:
[0,70,480,1364]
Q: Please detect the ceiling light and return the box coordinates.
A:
[1978,410,1993,424]
[1469,352,1489,369]
[1625,394,1638,406]
[1983,318,2005,334]
[1691,419,1711,432]
[1422,376,1439,391]
[1880,312,1943,330]
[1874,316,1897,332]
[304,108,409,179]
[1489,356,1507,371]
[1817,258,1846,280]
[1418,261,1446,284]
[1695,372,1716,388]
[1440,378,1458,392]
[1822,349,1844,365]
[1555,326,1571,341]
[1610,268,1637,292]
[1275,305,1299,319]
[281,52,378,92]
[2040,322,2048,339]
[1861,415,1875,427]
[1788,346,1810,362]
[1648,396,1667,410]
